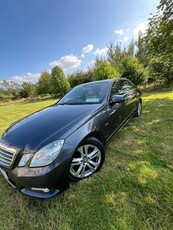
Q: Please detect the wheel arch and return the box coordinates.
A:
[69,131,106,158]
[83,131,106,146]
[139,98,142,104]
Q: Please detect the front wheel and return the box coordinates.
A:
[69,137,105,182]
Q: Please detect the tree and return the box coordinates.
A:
[94,61,120,81]
[50,66,70,96]
[145,0,173,83]
[107,42,146,85]
[135,32,149,67]
[121,56,147,85]
[94,56,107,68]
[37,72,51,95]
[68,69,94,88]
[20,82,37,98]
[127,40,135,57]
[0,80,22,100]
[107,42,125,73]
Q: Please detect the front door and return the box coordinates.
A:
[102,80,127,140]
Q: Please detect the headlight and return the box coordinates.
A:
[30,140,64,167]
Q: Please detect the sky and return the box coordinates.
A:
[0,0,159,83]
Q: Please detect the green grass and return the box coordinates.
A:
[0,91,173,230]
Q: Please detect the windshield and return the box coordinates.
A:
[58,82,109,105]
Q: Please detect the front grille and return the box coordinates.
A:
[0,140,18,168]
[0,149,14,168]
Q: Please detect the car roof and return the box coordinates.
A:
[78,78,128,86]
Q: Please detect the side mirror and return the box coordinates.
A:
[110,95,125,104]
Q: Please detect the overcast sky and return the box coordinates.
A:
[0,0,159,83]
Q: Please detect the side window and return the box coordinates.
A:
[110,81,122,97]
[110,80,136,98]
[120,80,136,94]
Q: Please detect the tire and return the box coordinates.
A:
[69,137,105,182]
[135,100,142,117]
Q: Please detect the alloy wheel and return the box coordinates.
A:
[70,144,102,179]
[137,102,142,116]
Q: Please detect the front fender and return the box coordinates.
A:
[65,117,105,148]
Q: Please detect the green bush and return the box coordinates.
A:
[94,62,120,81]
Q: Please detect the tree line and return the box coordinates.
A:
[0,0,172,101]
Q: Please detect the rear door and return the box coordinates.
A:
[120,80,137,117]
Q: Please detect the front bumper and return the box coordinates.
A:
[0,143,75,199]
[0,167,62,198]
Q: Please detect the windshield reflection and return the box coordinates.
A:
[58,82,109,105]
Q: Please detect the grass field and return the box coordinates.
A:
[0,90,173,230]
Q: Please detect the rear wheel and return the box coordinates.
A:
[69,137,105,182]
[135,100,142,117]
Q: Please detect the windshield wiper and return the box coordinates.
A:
[58,102,70,105]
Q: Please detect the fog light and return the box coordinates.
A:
[31,188,50,193]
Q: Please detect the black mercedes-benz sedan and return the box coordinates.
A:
[0,78,142,199]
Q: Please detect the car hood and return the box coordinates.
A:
[2,104,102,150]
